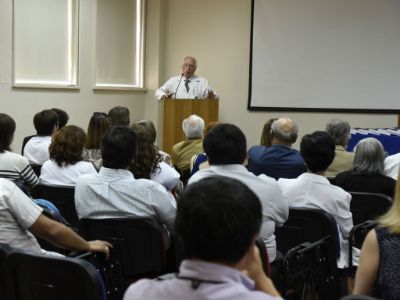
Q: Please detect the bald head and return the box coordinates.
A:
[270,118,298,145]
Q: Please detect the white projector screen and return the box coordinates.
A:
[249,0,400,113]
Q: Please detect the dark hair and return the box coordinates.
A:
[176,176,262,263]
[49,125,86,166]
[129,124,162,179]
[33,109,59,136]
[300,131,335,173]
[86,112,111,149]
[203,123,246,165]
[136,119,157,144]
[108,106,130,126]
[260,118,277,147]
[52,108,69,129]
[101,126,136,169]
[0,113,16,152]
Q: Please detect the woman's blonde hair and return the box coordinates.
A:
[378,168,399,232]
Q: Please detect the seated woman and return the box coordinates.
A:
[0,113,39,189]
[129,124,180,204]
[40,125,97,186]
[334,137,396,198]
[354,175,400,299]
[82,112,110,171]
[135,119,172,165]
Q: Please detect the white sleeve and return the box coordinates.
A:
[151,162,180,191]
[155,77,175,100]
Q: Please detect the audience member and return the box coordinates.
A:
[123,176,281,300]
[40,125,96,186]
[155,56,218,100]
[260,118,277,147]
[75,126,176,230]
[82,112,111,170]
[247,118,306,179]
[171,114,204,173]
[23,109,59,165]
[278,131,355,268]
[0,113,39,188]
[130,124,180,203]
[0,178,111,256]
[354,172,400,299]
[325,119,354,178]
[384,152,400,181]
[108,106,130,126]
[189,121,219,177]
[52,108,69,129]
[188,123,287,262]
[136,119,172,165]
[335,138,396,198]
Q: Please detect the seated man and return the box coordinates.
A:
[171,114,204,174]
[189,123,288,262]
[124,176,282,300]
[75,126,176,230]
[325,119,354,178]
[247,118,306,179]
[278,131,355,268]
[108,106,130,126]
[23,109,59,165]
[0,178,110,256]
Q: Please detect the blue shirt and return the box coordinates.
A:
[247,144,306,180]
[124,260,282,300]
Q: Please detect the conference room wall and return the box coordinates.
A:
[0,0,147,152]
[157,0,397,149]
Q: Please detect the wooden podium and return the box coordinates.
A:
[162,98,219,155]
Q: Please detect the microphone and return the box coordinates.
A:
[174,74,183,99]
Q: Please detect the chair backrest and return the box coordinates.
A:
[340,295,381,300]
[79,218,168,279]
[350,192,392,225]
[282,238,340,300]
[0,244,13,300]
[276,207,340,258]
[31,184,78,228]
[4,250,106,300]
[30,164,42,177]
[348,220,377,270]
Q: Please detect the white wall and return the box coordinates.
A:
[0,0,147,152]
[158,0,398,149]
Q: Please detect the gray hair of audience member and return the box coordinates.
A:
[351,137,385,175]
[270,117,298,144]
[182,114,205,139]
[325,119,351,147]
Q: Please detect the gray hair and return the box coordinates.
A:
[325,119,351,147]
[352,137,385,175]
[271,118,298,144]
[182,114,204,139]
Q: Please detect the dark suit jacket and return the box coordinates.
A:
[247,144,306,180]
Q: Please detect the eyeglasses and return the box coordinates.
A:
[183,63,196,69]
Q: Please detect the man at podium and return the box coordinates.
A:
[155,56,218,100]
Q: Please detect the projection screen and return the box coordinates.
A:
[248,0,400,113]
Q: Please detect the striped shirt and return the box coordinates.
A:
[0,151,39,187]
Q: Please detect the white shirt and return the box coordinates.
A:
[151,162,180,191]
[278,172,355,268]
[0,151,39,186]
[384,152,400,180]
[155,75,218,100]
[23,136,52,165]
[188,164,288,262]
[0,179,43,254]
[75,167,176,230]
[40,160,97,186]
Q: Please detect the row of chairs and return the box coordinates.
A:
[276,191,392,300]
